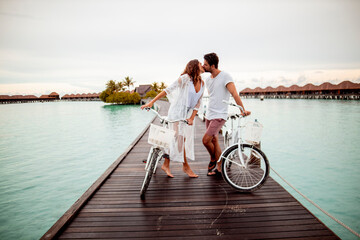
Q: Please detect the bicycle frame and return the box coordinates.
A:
[223,114,241,147]
[141,107,190,199]
[144,108,169,172]
[143,108,187,172]
[218,101,249,167]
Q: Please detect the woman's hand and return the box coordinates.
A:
[242,110,251,116]
[140,102,153,110]
[186,118,194,125]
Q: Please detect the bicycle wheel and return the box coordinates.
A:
[221,143,269,192]
[140,148,160,199]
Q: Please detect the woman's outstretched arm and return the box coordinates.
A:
[140,91,167,110]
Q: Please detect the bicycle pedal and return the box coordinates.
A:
[142,159,147,163]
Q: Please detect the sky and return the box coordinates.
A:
[0,0,359,96]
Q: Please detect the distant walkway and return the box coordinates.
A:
[42,101,339,239]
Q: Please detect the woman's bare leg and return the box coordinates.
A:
[182,140,198,178]
[161,157,174,178]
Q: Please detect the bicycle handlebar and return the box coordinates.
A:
[145,107,188,124]
[222,100,245,114]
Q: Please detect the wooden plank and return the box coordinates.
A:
[65,223,328,233]
[40,102,162,240]
[59,229,335,239]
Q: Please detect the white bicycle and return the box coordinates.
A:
[140,108,187,200]
[219,100,270,192]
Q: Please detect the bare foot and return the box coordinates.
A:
[161,165,174,178]
[183,165,198,178]
[207,163,221,176]
[216,162,222,173]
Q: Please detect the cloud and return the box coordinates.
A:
[279,76,292,85]
[296,75,307,85]
[233,69,360,90]
[0,11,40,20]
[1,0,360,94]
[0,82,99,96]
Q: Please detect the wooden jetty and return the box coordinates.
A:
[42,101,339,239]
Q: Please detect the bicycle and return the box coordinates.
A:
[222,111,241,149]
[219,100,270,192]
[140,107,187,200]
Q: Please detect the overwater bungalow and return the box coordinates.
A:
[49,92,60,100]
[0,93,55,104]
[240,80,360,100]
[61,92,100,101]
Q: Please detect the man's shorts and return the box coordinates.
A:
[205,118,226,137]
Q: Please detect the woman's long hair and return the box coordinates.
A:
[182,59,201,86]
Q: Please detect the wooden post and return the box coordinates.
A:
[249,141,261,166]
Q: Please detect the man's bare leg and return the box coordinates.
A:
[203,134,222,175]
[203,134,216,162]
[212,135,222,172]
[161,157,174,178]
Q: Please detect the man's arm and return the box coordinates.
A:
[226,82,251,115]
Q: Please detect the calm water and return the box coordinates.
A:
[231,99,360,240]
[0,102,154,240]
[0,100,359,239]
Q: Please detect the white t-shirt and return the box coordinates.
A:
[205,71,233,120]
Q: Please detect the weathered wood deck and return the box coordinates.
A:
[42,101,339,239]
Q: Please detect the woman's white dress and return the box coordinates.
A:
[164,74,204,162]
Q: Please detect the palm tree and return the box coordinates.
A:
[151,82,159,92]
[117,81,125,92]
[159,82,167,92]
[106,80,117,94]
[123,76,135,91]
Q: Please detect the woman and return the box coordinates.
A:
[141,59,205,178]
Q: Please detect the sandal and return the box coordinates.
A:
[207,168,221,176]
[208,160,217,172]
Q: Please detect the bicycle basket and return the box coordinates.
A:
[148,124,175,148]
[244,120,263,144]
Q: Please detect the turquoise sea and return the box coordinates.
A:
[0,102,154,240]
[228,98,360,240]
[0,100,359,239]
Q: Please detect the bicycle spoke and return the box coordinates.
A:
[222,144,269,192]
[222,156,244,168]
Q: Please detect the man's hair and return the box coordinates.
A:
[204,53,219,69]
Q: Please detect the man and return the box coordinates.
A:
[202,53,251,176]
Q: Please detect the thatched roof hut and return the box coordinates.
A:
[135,85,152,97]
[240,81,360,95]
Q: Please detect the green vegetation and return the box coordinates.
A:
[151,81,167,93]
[145,90,158,99]
[123,76,135,91]
[148,81,168,100]
[100,77,140,104]
[99,78,168,104]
